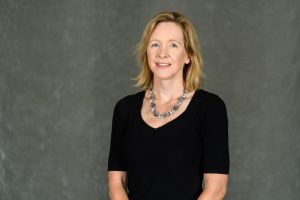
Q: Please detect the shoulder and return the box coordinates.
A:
[198,89,227,110]
[198,89,228,130]
[114,90,145,113]
[200,89,226,104]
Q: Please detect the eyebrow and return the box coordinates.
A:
[149,39,182,45]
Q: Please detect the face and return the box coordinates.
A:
[147,22,190,81]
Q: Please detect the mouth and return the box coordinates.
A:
[156,62,171,68]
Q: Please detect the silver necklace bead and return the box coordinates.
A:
[149,88,188,119]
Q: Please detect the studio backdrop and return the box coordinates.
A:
[0,0,299,200]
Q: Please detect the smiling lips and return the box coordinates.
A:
[156,62,171,68]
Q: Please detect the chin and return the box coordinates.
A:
[152,72,178,80]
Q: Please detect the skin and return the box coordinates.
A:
[143,21,194,129]
[147,21,190,86]
[108,22,228,200]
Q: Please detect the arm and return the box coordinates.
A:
[107,100,129,199]
[108,171,129,200]
[199,94,230,199]
[197,173,228,200]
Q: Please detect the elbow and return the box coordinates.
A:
[212,187,227,200]
[108,182,128,199]
[218,187,227,200]
[202,173,229,199]
[204,186,227,200]
[108,171,128,199]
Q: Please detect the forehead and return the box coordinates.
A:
[149,22,184,41]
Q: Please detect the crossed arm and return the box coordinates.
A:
[108,171,228,200]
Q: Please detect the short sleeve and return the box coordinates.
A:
[107,100,128,171]
[202,95,229,174]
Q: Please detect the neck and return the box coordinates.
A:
[151,78,185,103]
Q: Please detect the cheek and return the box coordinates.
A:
[172,51,187,63]
[146,50,151,58]
[147,49,156,61]
[147,50,155,66]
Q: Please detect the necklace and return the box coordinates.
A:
[149,88,188,119]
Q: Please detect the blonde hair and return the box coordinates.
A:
[131,11,205,92]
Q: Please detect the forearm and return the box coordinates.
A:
[108,184,129,200]
[197,188,226,200]
[198,173,228,200]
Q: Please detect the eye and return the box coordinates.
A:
[171,43,178,48]
[150,43,159,47]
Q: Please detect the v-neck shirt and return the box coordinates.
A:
[139,89,197,130]
[108,88,229,200]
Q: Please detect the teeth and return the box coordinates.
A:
[157,63,171,66]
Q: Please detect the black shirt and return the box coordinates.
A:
[107,88,229,200]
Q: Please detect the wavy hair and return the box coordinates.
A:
[131,11,205,92]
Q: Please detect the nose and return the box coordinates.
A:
[157,45,169,58]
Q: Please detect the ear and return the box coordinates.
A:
[185,57,190,64]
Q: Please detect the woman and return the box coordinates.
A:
[107,11,229,200]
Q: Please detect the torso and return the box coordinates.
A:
[124,88,204,199]
[140,89,196,129]
[110,88,229,200]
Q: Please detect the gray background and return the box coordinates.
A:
[0,0,299,199]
